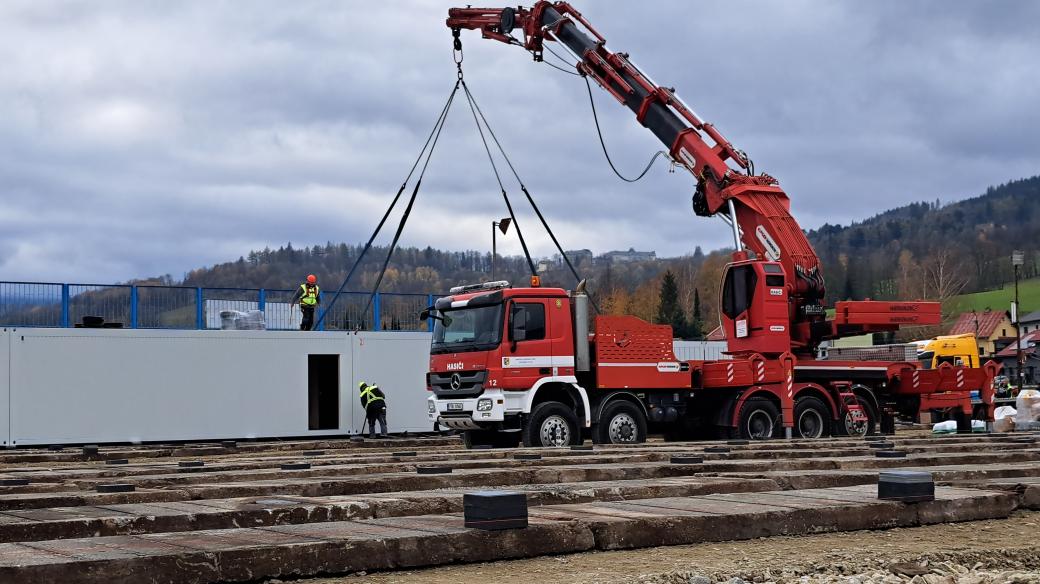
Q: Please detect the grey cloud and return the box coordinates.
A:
[0,1,1036,283]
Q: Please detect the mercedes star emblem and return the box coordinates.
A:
[450,373,462,390]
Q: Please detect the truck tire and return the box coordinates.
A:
[522,401,580,447]
[794,396,830,439]
[735,397,780,440]
[594,400,647,444]
[837,395,877,437]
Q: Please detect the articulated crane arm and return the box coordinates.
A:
[448,2,938,351]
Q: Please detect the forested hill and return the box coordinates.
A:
[807,175,1040,303]
[159,175,1040,329]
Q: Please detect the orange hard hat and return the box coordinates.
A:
[306,274,317,284]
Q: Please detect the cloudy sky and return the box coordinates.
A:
[1,1,1037,283]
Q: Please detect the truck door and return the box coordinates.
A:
[503,299,552,389]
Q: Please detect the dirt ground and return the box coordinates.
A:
[300,511,1040,584]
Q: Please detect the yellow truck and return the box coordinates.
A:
[916,333,981,369]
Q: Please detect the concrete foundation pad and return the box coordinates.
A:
[0,485,1016,583]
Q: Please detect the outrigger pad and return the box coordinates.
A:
[878,470,934,502]
[464,490,528,530]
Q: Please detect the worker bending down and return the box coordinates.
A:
[359,381,388,438]
[290,274,320,331]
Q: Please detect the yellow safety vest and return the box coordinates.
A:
[360,385,384,408]
[300,283,319,306]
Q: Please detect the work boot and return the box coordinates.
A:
[380,433,389,439]
[368,433,376,439]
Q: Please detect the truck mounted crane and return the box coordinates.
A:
[426,2,999,447]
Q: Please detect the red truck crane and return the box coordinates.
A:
[427,2,999,447]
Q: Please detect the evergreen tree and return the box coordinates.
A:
[657,270,687,338]
[688,288,705,340]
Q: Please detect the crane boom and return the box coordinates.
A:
[448,2,937,351]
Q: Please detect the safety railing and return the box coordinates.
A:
[0,281,436,332]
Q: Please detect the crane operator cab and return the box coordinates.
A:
[720,259,791,355]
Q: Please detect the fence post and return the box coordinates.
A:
[130,286,138,329]
[258,289,266,313]
[372,292,381,331]
[61,284,70,328]
[427,293,434,331]
[196,287,204,330]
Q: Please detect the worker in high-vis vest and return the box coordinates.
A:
[291,274,320,331]
[359,381,388,438]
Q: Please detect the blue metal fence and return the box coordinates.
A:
[0,281,437,332]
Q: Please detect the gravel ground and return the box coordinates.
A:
[295,510,1040,584]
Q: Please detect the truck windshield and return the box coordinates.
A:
[431,304,504,354]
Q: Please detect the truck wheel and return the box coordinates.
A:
[838,395,877,437]
[594,400,647,444]
[794,396,830,439]
[736,397,779,440]
[522,401,580,447]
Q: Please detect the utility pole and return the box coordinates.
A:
[491,218,511,280]
[1013,250,1025,393]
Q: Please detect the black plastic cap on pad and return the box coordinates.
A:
[280,462,311,470]
[417,465,452,474]
[878,470,935,502]
[96,484,135,493]
[876,450,907,458]
[464,490,528,530]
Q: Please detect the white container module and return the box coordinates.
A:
[0,328,434,446]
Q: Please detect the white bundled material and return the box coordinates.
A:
[993,406,1017,433]
[218,310,266,330]
[1015,389,1040,429]
[932,419,986,433]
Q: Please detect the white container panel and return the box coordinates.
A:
[7,328,361,445]
[0,329,9,446]
[350,331,433,435]
[673,340,729,361]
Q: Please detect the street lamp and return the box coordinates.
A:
[492,218,512,280]
[1013,250,1025,392]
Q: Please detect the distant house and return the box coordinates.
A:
[602,248,657,264]
[1020,310,1040,335]
[563,249,594,264]
[995,329,1040,386]
[948,309,1014,358]
[536,259,555,273]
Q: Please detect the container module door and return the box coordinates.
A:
[503,299,552,389]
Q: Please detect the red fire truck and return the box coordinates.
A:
[425,3,999,447]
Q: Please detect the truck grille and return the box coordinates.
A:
[430,370,486,398]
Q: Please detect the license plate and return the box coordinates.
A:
[447,402,463,411]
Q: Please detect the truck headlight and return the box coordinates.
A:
[477,398,493,412]
[428,401,436,414]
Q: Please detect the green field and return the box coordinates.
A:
[947,277,1040,316]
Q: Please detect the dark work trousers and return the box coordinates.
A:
[300,305,315,331]
[366,403,387,437]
